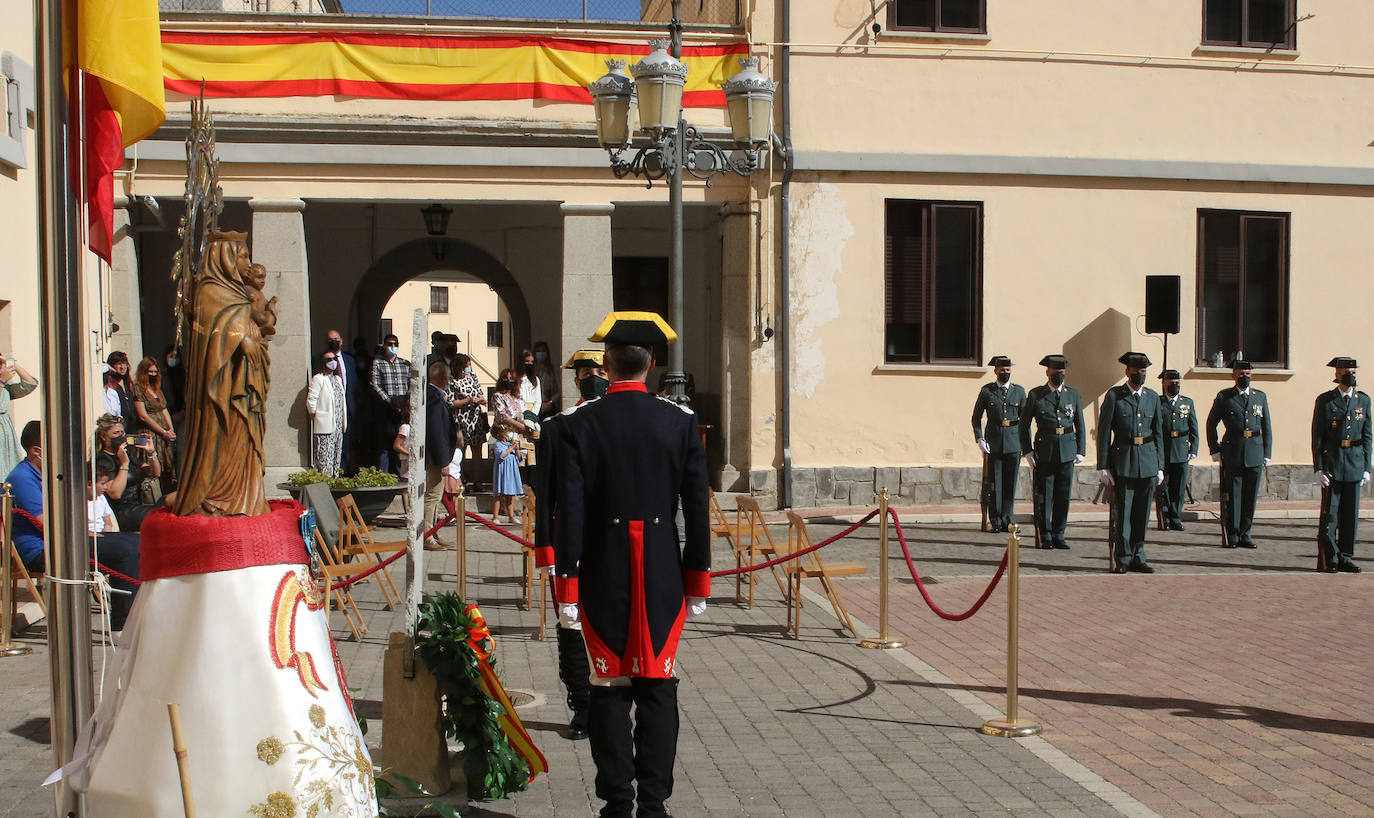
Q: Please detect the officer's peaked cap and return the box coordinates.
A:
[1118,352,1151,367]
[1038,354,1068,369]
[564,348,605,370]
[1327,356,1358,368]
[987,355,1013,367]
[589,311,678,347]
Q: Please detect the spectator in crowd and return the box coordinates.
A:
[493,367,531,436]
[423,361,456,551]
[533,340,561,419]
[425,330,447,369]
[163,345,186,426]
[311,329,360,474]
[105,351,135,429]
[132,356,177,489]
[306,349,348,477]
[370,333,411,475]
[446,352,487,490]
[518,348,542,426]
[0,352,39,477]
[489,418,522,525]
[94,413,165,532]
[7,422,140,630]
[86,459,142,630]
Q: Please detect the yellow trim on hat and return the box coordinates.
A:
[588,311,679,344]
[564,348,605,369]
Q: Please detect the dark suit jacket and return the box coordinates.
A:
[425,383,455,468]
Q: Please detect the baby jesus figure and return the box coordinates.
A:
[246,262,278,341]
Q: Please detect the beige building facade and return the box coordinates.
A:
[3,1,1373,506]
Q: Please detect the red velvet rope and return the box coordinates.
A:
[463,509,536,547]
[888,508,1008,621]
[328,548,406,591]
[13,506,144,587]
[709,508,881,577]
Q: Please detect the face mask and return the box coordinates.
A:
[523,362,535,374]
[1049,371,1065,387]
[148,372,160,381]
[327,338,343,352]
[1128,372,1145,388]
[325,360,339,371]
[1235,375,1251,390]
[110,433,126,450]
[166,357,179,367]
[1165,383,1180,398]
[1341,372,1357,387]
[535,351,548,362]
[996,371,1010,385]
[386,346,399,357]
[465,366,473,375]
[579,375,610,400]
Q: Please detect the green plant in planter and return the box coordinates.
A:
[286,466,400,491]
[415,592,530,801]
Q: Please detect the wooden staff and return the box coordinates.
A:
[980,453,992,533]
[167,703,196,818]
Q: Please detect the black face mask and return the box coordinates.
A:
[523,362,535,374]
[1049,371,1065,387]
[996,371,1010,385]
[1128,372,1146,388]
[327,338,343,352]
[110,434,126,450]
[1235,375,1251,390]
[1165,383,1181,398]
[579,375,609,401]
[1341,372,1358,387]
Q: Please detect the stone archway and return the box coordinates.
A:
[349,237,532,357]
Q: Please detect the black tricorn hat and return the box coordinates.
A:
[589,311,678,347]
[1038,354,1068,369]
[1228,358,1253,370]
[1118,351,1151,368]
[1158,369,1182,380]
[1327,356,1358,368]
[987,355,1012,367]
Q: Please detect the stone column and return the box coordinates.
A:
[250,198,312,491]
[559,203,615,409]
[718,202,753,492]
[108,197,143,360]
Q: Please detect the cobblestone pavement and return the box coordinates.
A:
[0,502,1368,817]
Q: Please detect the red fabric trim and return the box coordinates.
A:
[140,500,308,581]
[625,521,654,675]
[164,76,725,107]
[70,74,120,263]
[554,575,578,604]
[683,569,711,599]
[607,381,648,395]
[533,546,554,569]
[160,30,748,58]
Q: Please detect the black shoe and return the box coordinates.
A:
[1321,566,1338,573]
[569,716,588,740]
[1110,565,1128,574]
[1238,541,1257,549]
[1167,521,1184,531]
[1129,562,1156,574]
[1052,540,1070,550]
[1338,562,1363,573]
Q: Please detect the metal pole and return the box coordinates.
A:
[859,488,903,649]
[663,0,689,404]
[36,1,95,813]
[0,485,33,657]
[980,524,1042,738]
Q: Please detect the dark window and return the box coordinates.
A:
[486,321,503,348]
[378,318,392,343]
[888,0,986,33]
[613,256,671,363]
[1203,0,1295,48]
[429,285,449,314]
[1196,210,1288,368]
[884,200,982,364]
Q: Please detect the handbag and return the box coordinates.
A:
[139,476,164,506]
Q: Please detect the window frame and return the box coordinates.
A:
[429,284,449,314]
[883,198,984,366]
[886,0,987,35]
[1201,0,1296,50]
[1194,208,1290,369]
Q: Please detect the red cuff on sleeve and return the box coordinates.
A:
[555,576,578,604]
[683,569,711,599]
[534,546,555,569]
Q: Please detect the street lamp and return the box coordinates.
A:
[588,1,776,404]
[420,202,452,260]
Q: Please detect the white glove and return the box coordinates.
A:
[536,564,554,575]
[1317,471,1331,487]
[1156,470,1165,486]
[1188,452,1197,461]
[687,597,708,618]
[1099,469,1115,487]
[1074,454,1085,464]
[978,439,990,454]
[557,602,580,627]
[1364,472,1371,488]
[1263,458,1271,467]
[1211,452,1221,463]
[1023,452,1036,467]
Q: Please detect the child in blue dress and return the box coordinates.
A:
[490,419,523,524]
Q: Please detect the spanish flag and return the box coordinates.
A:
[65,0,166,262]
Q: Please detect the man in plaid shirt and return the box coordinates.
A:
[370,333,412,474]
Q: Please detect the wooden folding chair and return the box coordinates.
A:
[784,512,865,639]
[733,497,787,608]
[2,497,46,624]
[311,527,366,641]
[337,494,404,611]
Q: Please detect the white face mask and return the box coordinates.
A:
[386,346,399,357]
[325,360,339,371]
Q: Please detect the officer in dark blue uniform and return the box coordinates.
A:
[1096,352,1165,573]
[1206,359,1272,548]
[972,355,1025,532]
[1018,354,1085,548]
[554,312,711,818]
[1311,356,1372,573]
[1158,369,1199,530]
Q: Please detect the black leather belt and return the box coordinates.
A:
[1131,435,1155,445]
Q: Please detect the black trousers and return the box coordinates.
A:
[1319,480,1361,567]
[588,678,679,818]
[985,452,1019,529]
[556,626,590,728]
[1162,461,1189,524]
[1224,465,1261,543]
[1033,459,1073,542]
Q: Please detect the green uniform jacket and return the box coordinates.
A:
[972,382,1026,455]
[1019,384,1086,465]
[1206,387,1273,469]
[1310,388,1373,482]
[1161,395,1200,465]
[1095,385,1165,478]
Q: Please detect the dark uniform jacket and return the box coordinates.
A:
[1161,395,1199,465]
[972,382,1026,454]
[1095,385,1165,478]
[1311,388,1374,482]
[554,381,710,680]
[532,407,575,570]
[1019,384,1086,465]
[1206,387,1273,469]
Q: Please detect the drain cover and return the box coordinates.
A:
[507,690,535,708]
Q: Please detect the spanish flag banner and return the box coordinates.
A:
[161,31,749,107]
[65,0,167,262]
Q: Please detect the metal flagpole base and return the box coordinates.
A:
[979,719,1042,738]
[0,643,33,657]
[857,638,906,650]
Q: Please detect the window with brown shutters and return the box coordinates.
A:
[1196,209,1289,367]
[887,0,986,33]
[429,285,449,314]
[885,200,982,364]
[1202,0,1296,49]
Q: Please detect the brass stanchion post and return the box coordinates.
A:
[0,484,33,657]
[980,523,1041,738]
[859,488,904,649]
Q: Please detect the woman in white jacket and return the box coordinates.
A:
[306,352,348,476]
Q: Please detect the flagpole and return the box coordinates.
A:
[35,1,94,815]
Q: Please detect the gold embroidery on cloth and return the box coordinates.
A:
[250,706,375,818]
[248,791,297,817]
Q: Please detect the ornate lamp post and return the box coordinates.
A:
[589,0,776,403]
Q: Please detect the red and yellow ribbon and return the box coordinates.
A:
[465,603,548,782]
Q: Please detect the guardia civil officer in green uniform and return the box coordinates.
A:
[1158,369,1199,530]
[972,355,1025,532]
[1097,352,1165,573]
[1310,356,1371,573]
[1205,359,1272,548]
[1018,354,1085,548]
